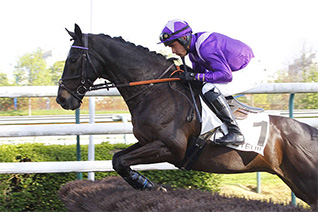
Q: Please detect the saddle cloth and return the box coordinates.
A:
[200,97,270,156]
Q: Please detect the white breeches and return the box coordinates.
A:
[202,58,264,96]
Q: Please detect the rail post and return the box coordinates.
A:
[121,115,128,143]
[289,93,296,206]
[256,172,261,193]
[75,108,82,180]
[88,97,95,181]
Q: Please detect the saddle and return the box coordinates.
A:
[178,96,264,170]
[226,96,264,120]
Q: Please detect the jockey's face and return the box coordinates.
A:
[168,40,187,57]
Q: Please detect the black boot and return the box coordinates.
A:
[203,88,245,146]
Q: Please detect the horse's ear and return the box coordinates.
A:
[74,24,83,40]
[65,28,77,41]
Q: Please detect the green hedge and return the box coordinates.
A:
[0,142,221,211]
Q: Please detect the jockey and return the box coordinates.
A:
[158,19,256,146]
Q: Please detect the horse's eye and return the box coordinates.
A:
[70,58,77,63]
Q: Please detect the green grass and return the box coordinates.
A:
[219,172,309,209]
[220,172,283,186]
[0,109,129,116]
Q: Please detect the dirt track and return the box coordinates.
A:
[59,177,310,212]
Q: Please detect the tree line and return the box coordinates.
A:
[0,48,64,111]
[1,48,63,86]
[0,48,317,110]
[247,64,318,110]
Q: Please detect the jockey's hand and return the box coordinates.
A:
[179,71,197,82]
[180,65,196,73]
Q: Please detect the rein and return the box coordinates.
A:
[59,45,182,102]
[90,74,181,90]
[90,63,181,102]
[60,44,201,122]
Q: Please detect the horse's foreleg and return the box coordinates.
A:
[112,142,142,164]
[112,140,177,191]
[112,143,156,190]
[112,142,143,186]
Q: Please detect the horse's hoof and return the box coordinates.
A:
[150,184,167,192]
[157,186,167,192]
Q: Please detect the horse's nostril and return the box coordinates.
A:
[56,97,65,105]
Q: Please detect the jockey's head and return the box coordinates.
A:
[158,19,192,51]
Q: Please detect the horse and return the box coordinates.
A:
[56,24,318,209]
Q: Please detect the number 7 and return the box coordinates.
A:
[253,121,268,147]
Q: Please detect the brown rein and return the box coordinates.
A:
[89,66,184,91]
[128,77,180,86]
[60,44,185,103]
[127,65,182,86]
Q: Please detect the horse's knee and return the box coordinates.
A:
[112,153,118,169]
[112,152,127,174]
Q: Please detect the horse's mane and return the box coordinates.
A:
[95,33,170,62]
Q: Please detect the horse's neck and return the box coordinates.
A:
[94,36,171,108]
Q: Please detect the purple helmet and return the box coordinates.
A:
[158,19,192,48]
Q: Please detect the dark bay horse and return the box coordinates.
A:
[56,24,318,209]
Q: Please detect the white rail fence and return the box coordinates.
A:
[1,83,318,97]
[0,123,133,137]
[0,161,177,174]
[0,83,317,174]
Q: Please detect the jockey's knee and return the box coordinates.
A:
[202,83,219,95]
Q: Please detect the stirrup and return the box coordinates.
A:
[226,96,264,113]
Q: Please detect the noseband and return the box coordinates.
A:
[59,45,102,103]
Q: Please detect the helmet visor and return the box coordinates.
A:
[158,25,191,45]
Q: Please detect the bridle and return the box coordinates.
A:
[59,45,181,103]
[58,45,102,103]
[59,43,200,124]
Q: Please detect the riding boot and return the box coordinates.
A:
[203,88,245,146]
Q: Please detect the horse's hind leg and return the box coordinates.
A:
[112,140,177,191]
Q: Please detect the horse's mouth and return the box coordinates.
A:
[56,96,81,110]
[56,87,82,110]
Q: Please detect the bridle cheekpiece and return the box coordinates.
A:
[59,45,101,103]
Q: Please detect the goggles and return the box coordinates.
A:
[159,25,190,43]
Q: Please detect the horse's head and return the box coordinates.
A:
[57,23,176,110]
[56,24,101,110]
